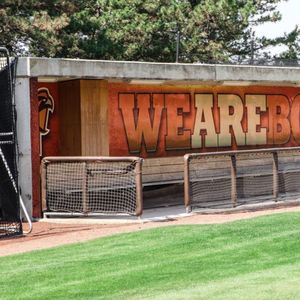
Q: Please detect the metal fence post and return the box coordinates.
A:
[135,158,143,217]
[82,162,88,214]
[41,160,47,212]
[272,152,279,201]
[184,154,191,213]
[230,154,237,207]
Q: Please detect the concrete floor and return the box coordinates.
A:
[41,197,300,225]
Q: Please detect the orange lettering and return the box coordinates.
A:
[245,95,267,145]
[267,95,290,145]
[165,94,191,150]
[119,93,164,153]
[191,94,218,148]
[291,94,300,143]
[218,94,245,147]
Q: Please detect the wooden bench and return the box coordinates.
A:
[142,156,184,186]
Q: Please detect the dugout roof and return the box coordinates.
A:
[16,57,300,86]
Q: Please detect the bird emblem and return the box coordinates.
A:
[38,87,54,155]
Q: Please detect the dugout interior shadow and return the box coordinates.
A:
[143,183,184,209]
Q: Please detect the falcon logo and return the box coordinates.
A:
[38,88,54,156]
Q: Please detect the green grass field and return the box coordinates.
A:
[1,212,300,300]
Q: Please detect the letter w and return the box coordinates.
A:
[119,93,164,153]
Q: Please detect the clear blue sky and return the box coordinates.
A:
[254,0,300,54]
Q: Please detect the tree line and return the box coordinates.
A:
[0,0,299,63]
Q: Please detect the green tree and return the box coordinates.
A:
[0,1,81,56]
[0,0,298,63]
[274,25,300,62]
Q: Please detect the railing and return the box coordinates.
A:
[184,147,300,212]
[41,156,143,217]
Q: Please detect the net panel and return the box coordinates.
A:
[0,50,22,238]
[46,162,84,212]
[87,161,137,214]
[236,152,273,204]
[188,155,232,208]
[278,149,300,198]
[43,158,142,216]
[186,148,300,211]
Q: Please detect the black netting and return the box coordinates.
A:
[0,50,22,237]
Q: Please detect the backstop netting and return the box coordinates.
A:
[0,49,22,237]
[41,157,143,217]
[184,147,300,211]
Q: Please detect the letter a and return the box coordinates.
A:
[218,94,245,147]
[192,94,218,148]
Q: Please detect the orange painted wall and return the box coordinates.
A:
[109,83,300,158]
[31,82,59,217]
[33,82,300,159]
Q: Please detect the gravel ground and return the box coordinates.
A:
[1,204,300,257]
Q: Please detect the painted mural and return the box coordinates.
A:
[33,82,300,158]
[37,83,59,157]
[109,84,300,157]
[38,87,54,155]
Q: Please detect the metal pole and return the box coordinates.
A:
[230,155,237,207]
[19,195,33,234]
[272,152,279,201]
[82,162,88,214]
[135,158,143,217]
[41,161,47,212]
[176,30,180,63]
[250,39,254,65]
[184,154,191,213]
[250,31,255,65]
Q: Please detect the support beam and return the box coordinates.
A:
[15,77,33,218]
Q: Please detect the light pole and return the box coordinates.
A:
[176,30,180,63]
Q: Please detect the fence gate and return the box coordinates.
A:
[41,156,143,217]
[0,48,22,237]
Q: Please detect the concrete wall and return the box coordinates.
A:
[17,57,300,86]
[15,77,33,217]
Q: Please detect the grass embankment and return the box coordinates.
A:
[1,212,300,299]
